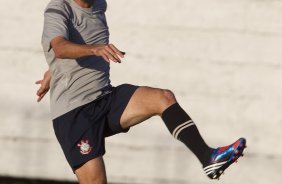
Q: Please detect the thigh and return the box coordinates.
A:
[53,103,107,170]
[75,157,107,184]
[120,86,176,129]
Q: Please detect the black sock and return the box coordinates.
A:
[161,103,214,167]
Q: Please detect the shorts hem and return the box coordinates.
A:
[71,152,106,173]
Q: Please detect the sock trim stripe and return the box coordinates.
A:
[174,123,195,139]
[172,120,193,137]
[172,120,193,138]
[172,120,195,139]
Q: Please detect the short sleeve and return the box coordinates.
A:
[41,5,69,52]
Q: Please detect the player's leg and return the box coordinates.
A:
[75,156,107,184]
[120,86,213,166]
[120,86,246,179]
[52,97,112,184]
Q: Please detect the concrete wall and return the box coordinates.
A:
[0,0,281,183]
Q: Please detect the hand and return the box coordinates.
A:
[91,44,125,63]
[35,70,51,102]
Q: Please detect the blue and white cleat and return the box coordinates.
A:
[203,138,247,180]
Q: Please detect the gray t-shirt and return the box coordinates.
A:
[42,0,111,119]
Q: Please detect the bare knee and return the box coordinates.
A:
[158,89,177,113]
[162,89,176,104]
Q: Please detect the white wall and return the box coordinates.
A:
[0,0,281,183]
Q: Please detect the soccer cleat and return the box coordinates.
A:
[203,138,246,179]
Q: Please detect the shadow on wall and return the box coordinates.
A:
[0,176,137,184]
[0,176,77,184]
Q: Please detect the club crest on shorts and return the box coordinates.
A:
[77,140,92,155]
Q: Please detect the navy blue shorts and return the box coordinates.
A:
[52,84,138,170]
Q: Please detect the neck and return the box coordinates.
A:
[74,0,93,8]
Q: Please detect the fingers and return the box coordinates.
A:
[37,93,46,102]
[37,92,47,102]
[104,46,121,63]
[101,55,110,63]
[104,50,120,63]
[35,80,42,84]
[35,71,51,102]
[37,88,49,102]
[37,88,43,96]
[109,44,125,59]
[37,87,45,97]
[36,84,49,102]
[96,44,126,63]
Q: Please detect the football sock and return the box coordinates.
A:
[161,103,214,167]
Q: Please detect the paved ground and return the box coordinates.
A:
[0,0,282,183]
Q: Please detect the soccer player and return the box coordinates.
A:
[36,0,247,183]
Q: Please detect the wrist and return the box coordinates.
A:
[89,45,98,56]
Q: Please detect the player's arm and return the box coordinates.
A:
[51,36,125,63]
[35,69,51,102]
[43,5,124,63]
